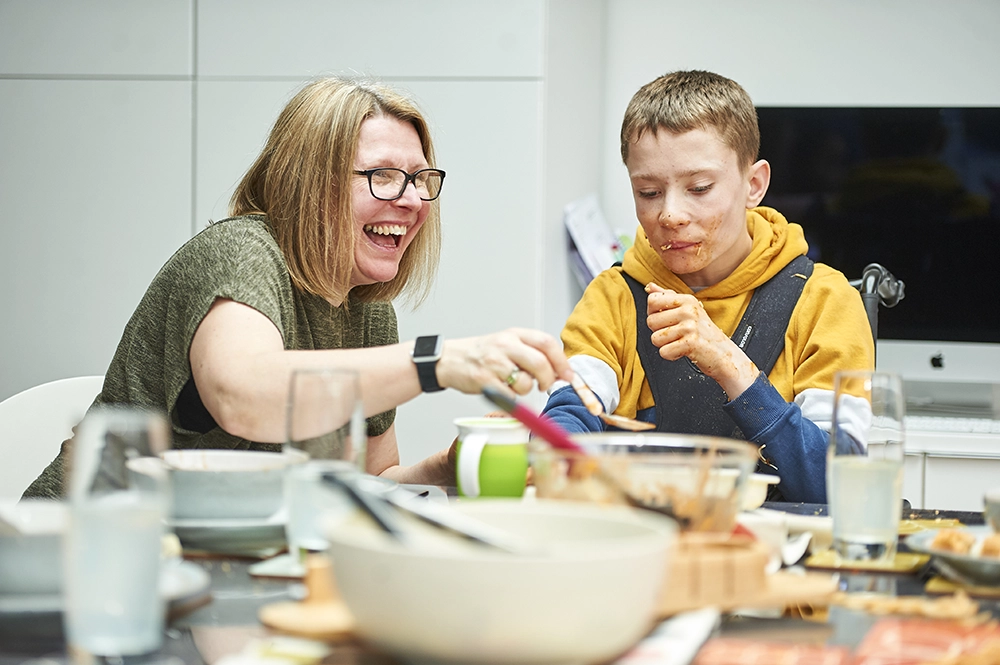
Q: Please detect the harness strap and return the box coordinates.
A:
[622,254,813,437]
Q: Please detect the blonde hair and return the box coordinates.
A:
[620,70,759,171]
[230,76,441,306]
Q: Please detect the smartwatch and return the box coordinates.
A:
[412,335,444,393]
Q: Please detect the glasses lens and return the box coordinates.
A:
[365,168,444,201]
[369,169,405,200]
[414,170,443,201]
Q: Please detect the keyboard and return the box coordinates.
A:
[905,415,1000,435]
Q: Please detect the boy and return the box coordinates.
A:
[542,71,874,502]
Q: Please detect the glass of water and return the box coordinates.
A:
[284,368,366,566]
[827,370,906,562]
[63,406,171,657]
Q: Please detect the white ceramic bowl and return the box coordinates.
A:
[0,500,67,596]
[161,449,305,520]
[322,499,677,665]
[742,473,781,510]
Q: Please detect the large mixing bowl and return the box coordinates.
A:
[531,432,759,533]
[322,499,676,665]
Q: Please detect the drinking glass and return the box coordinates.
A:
[827,370,906,562]
[284,368,366,562]
[63,406,171,657]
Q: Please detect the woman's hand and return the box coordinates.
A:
[644,283,758,399]
[435,328,573,396]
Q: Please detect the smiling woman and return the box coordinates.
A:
[23,76,572,500]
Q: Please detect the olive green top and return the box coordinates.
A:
[24,215,397,499]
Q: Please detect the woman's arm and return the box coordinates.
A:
[190,299,572,444]
[189,299,420,441]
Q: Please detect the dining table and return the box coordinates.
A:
[1,500,997,665]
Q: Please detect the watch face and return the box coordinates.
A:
[414,335,441,358]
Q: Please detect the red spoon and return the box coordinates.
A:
[480,386,584,454]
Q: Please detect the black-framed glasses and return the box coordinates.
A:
[353,167,446,202]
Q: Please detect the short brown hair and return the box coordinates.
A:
[230,77,441,306]
[620,70,759,171]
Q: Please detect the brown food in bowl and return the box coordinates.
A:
[930,528,977,555]
[981,534,1000,559]
[531,433,756,533]
[624,476,740,533]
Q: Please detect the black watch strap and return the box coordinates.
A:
[412,335,444,393]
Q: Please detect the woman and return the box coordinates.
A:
[24,77,571,498]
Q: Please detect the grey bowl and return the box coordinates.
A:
[906,525,1000,586]
[162,449,306,521]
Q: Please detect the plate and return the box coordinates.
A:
[905,526,1000,586]
[169,512,287,556]
[0,560,210,615]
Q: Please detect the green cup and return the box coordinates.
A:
[455,417,529,498]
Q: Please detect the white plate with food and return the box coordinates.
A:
[905,525,1000,586]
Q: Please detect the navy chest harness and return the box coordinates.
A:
[620,254,814,440]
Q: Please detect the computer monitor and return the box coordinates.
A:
[757,107,1000,415]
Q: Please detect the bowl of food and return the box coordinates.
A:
[530,432,758,533]
[322,499,677,665]
[141,449,307,520]
[906,526,1000,586]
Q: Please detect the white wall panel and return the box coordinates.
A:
[0,0,192,75]
[541,0,606,339]
[0,80,192,400]
[197,0,544,78]
[195,80,304,229]
[393,80,544,463]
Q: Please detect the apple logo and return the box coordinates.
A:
[931,353,944,369]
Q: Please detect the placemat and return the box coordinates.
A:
[925,575,1000,598]
[805,549,929,573]
[898,518,963,535]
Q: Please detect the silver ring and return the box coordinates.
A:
[504,368,521,386]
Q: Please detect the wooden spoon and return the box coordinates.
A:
[570,373,655,431]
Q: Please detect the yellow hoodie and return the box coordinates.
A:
[560,206,874,417]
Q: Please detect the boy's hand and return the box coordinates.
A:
[644,283,759,399]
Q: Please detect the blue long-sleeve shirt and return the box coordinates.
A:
[542,372,829,503]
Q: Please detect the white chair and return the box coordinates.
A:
[0,376,104,500]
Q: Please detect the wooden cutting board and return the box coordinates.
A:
[659,534,837,616]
